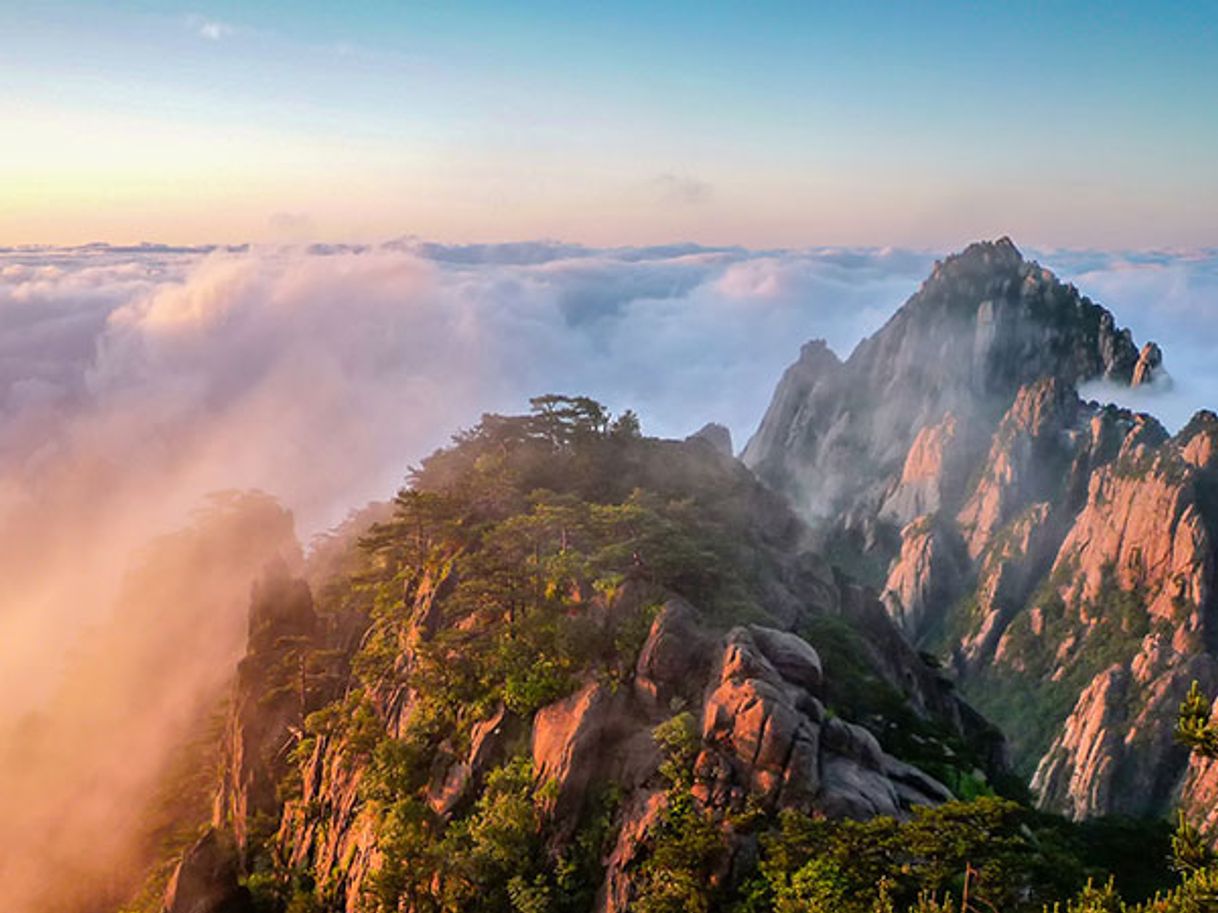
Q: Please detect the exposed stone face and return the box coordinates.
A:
[598,789,666,913]
[744,239,1140,523]
[277,732,381,913]
[1180,411,1218,469]
[954,411,1218,819]
[699,627,827,811]
[956,377,1078,560]
[1032,647,1218,819]
[1132,341,1164,387]
[741,339,843,489]
[634,598,713,705]
[1054,436,1214,629]
[882,516,967,639]
[879,413,963,526]
[746,624,824,694]
[1029,665,1130,818]
[696,625,952,820]
[531,681,660,831]
[213,564,319,851]
[958,502,1056,665]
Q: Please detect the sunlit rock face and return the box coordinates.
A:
[744,238,1218,822]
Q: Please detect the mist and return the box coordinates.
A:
[1,238,1216,909]
[1040,247,1218,431]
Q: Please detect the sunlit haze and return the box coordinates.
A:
[4,1,1217,247]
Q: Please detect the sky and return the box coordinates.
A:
[3,1,1217,247]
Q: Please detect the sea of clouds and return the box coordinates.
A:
[3,240,1215,536]
[0,240,939,534]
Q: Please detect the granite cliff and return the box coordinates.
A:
[744,239,1218,823]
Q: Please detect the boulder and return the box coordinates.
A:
[746,624,823,695]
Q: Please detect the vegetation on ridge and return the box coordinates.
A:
[122,397,1218,913]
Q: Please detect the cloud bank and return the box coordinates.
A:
[0,241,936,534]
[1038,248,1218,430]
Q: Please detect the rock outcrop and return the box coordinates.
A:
[598,610,968,912]
[697,625,948,819]
[1132,341,1165,388]
[687,422,734,457]
[882,516,967,640]
[743,239,1141,524]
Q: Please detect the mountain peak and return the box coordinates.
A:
[745,238,1144,520]
[928,237,1025,283]
[959,235,1023,264]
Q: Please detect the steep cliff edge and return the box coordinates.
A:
[743,239,1218,822]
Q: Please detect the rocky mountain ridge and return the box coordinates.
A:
[744,238,1218,823]
[162,400,1007,913]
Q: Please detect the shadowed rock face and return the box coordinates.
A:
[743,239,1218,822]
[213,563,321,852]
[163,830,253,913]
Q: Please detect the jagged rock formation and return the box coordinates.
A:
[1132,341,1165,388]
[742,238,1140,522]
[744,239,1218,822]
[1024,414,1218,816]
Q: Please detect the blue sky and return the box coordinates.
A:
[2,1,1216,246]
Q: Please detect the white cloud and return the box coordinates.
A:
[186,14,235,40]
[645,173,714,206]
